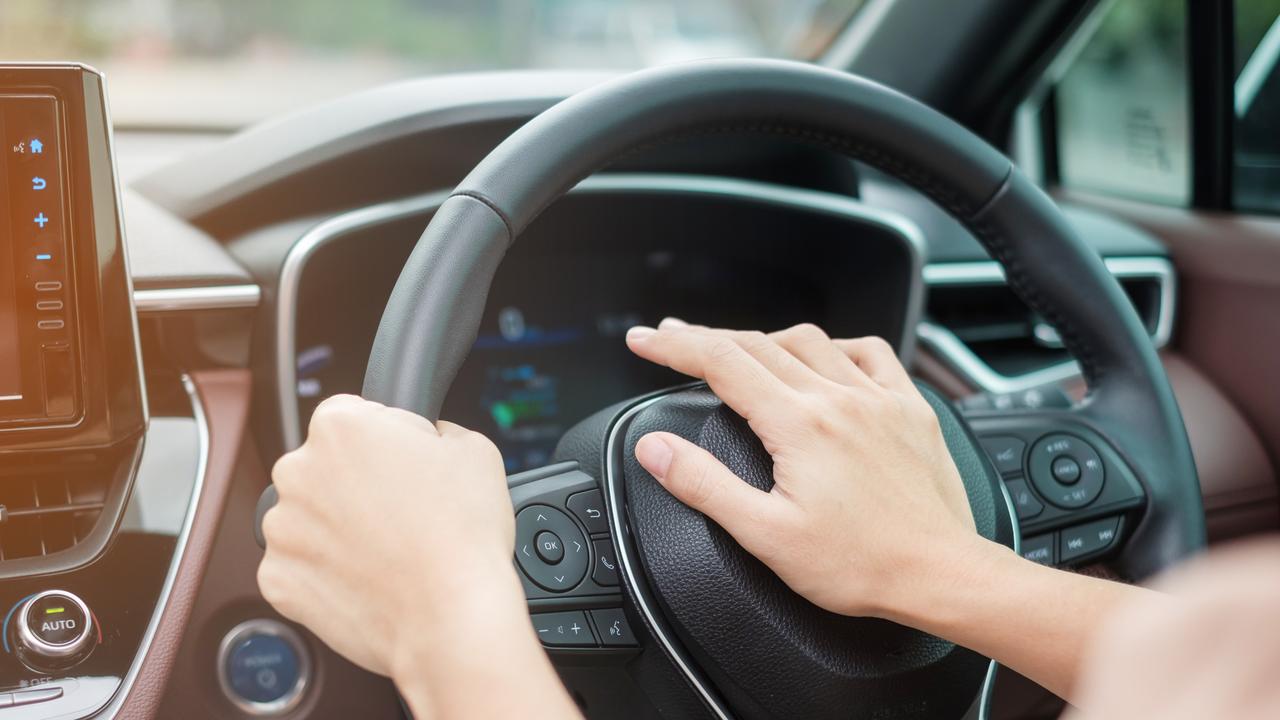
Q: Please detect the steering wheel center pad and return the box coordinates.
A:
[615,385,1013,719]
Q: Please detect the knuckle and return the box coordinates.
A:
[859,336,895,356]
[674,457,718,507]
[790,323,830,345]
[704,337,743,367]
[270,452,304,498]
[256,559,289,609]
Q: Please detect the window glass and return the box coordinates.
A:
[1054,0,1189,204]
[0,0,865,129]
[1234,0,1280,212]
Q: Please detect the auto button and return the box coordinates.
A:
[10,590,95,672]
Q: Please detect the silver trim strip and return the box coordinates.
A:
[93,374,209,718]
[276,174,928,450]
[133,284,262,313]
[216,619,312,716]
[920,256,1176,395]
[603,393,731,720]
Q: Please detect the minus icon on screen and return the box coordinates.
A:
[35,253,51,261]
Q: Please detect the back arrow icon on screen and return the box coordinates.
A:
[31,177,46,190]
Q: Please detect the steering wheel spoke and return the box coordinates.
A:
[506,462,640,652]
[964,408,1147,570]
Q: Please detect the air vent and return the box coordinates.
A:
[920,258,1173,393]
[0,469,105,561]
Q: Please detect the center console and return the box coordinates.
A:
[0,64,160,718]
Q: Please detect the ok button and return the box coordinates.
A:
[535,531,564,564]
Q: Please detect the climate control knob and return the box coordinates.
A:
[10,590,95,672]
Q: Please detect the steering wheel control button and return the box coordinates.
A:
[979,436,1025,475]
[591,538,620,586]
[1003,479,1043,520]
[1051,456,1082,485]
[1059,516,1122,563]
[1020,534,1055,565]
[11,590,95,672]
[1028,434,1105,509]
[515,505,589,592]
[218,619,311,716]
[534,531,564,564]
[566,489,610,534]
[589,609,638,647]
[531,611,596,648]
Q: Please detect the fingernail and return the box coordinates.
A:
[659,317,687,329]
[627,325,656,342]
[635,434,674,479]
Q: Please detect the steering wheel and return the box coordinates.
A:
[261,59,1205,720]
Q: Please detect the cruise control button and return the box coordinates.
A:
[531,611,595,648]
[1051,456,1082,485]
[589,609,637,647]
[1021,534,1054,565]
[1060,517,1122,563]
[1003,479,1043,520]
[567,489,609,534]
[592,538,619,586]
[980,436,1025,475]
[1028,434,1105,509]
[534,531,564,564]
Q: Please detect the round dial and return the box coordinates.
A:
[11,589,96,672]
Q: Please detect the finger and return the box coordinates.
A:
[698,327,833,391]
[770,323,872,387]
[656,318,834,392]
[627,326,795,421]
[635,432,778,539]
[834,337,914,392]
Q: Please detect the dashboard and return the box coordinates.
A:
[286,178,922,471]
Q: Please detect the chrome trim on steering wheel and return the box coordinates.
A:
[604,391,732,720]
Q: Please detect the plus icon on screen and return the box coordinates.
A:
[33,212,49,229]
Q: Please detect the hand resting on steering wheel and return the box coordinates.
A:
[258,321,1280,720]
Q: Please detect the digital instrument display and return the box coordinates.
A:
[294,186,919,473]
[0,92,80,426]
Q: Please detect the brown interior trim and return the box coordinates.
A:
[115,369,251,720]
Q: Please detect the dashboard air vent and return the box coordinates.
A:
[921,259,1172,393]
[0,469,105,561]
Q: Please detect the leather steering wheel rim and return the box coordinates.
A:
[362,58,1203,577]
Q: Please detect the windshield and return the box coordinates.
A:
[0,0,865,130]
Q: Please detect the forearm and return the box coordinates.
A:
[392,574,583,720]
[880,537,1164,703]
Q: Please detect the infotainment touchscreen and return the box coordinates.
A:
[0,93,79,425]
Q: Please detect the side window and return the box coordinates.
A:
[1052,0,1190,205]
[1234,1,1280,212]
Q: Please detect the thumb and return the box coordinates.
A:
[634,432,777,538]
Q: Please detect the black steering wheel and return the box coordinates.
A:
[263,59,1205,720]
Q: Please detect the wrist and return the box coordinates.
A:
[390,569,577,719]
[872,533,1017,629]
